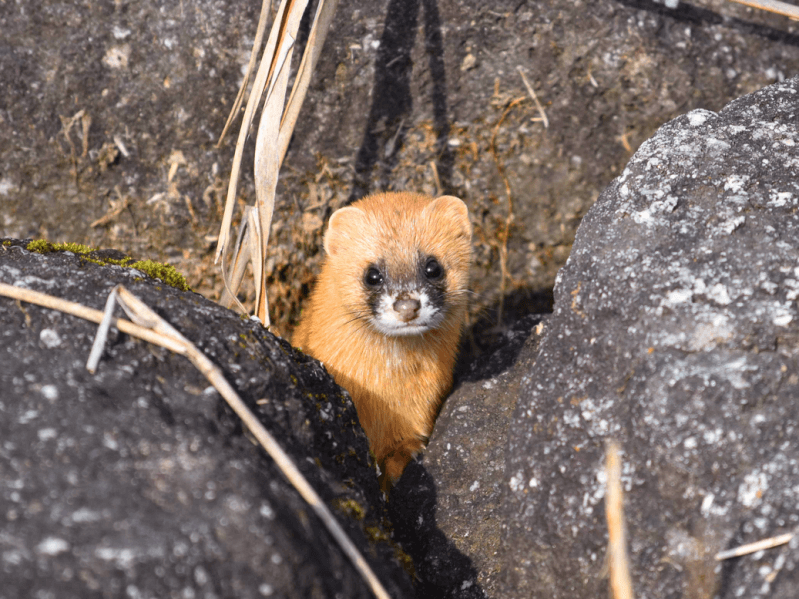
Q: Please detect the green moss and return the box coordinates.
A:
[56,241,96,254]
[365,525,390,543]
[28,240,97,254]
[394,546,416,578]
[127,260,190,292]
[104,256,135,267]
[333,498,366,521]
[25,239,190,292]
[26,239,55,253]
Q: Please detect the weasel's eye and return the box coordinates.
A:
[363,266,383,288]
[424,257,443,280]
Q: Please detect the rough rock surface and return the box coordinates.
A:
[0,242,414,599]
[3,0,799,335]
[391,314,546,598]
[501,77,799,597]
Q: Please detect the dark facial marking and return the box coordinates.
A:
[417,254,447,311]
[363,263,385,319]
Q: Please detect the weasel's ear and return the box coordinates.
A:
[425,195,472,239]
[324,206,368,258]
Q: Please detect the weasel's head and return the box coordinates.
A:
[323,192,472,337]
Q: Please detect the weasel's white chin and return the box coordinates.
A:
[371,321,435,336]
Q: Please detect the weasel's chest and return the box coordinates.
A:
[352,346,445,401]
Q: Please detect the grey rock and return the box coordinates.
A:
[501,77,799,597]
[0,241,414,599]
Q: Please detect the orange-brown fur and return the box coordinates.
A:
[292,192,472,489]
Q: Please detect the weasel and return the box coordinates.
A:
[292,191,472,490]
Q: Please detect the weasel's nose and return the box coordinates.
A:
[393,298,421,322]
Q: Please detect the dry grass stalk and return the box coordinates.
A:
[249,0,308,325]
[277,0,341,162]
[215,0,339,326]
[488,96,524,326]
[516,66,548,128]
[429,160,443,196]
[90,187,130,228]
[715,532,794,561]
[0,282,185,353]
[217,0,272,147]
[219,206,260,312]
[0,281,391,599]
[606,441,634,599]
[726,0,799,20]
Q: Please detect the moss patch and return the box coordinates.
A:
[333,497,366,521]
[27,240,96,254]
[126,259,190,292]
[25,239,190,292]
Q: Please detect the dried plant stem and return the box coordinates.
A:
[251,0,309,324]
[0,283,184,353]
[429,160,443,197]
[726,0,799,20]
[606,441,634,599]
[489,97,524,326]
[516,67,548,128]
[215,0,338,327]
[217,0,273,147]
[715,533,794,561]
[0,282,391,599]
[215,0,292,321]
[90,189,130,228]
[277,0,341,163]
[218,208,257,312]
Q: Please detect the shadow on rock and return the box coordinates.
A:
[455,286,553,383]
[348,0,453,203]
[389,462,487,599]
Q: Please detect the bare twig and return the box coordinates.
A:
[606,441,634,599]
[0,281,391,599]
[90,187,130,228]
[517,67,549,128]
[715,532,794,561]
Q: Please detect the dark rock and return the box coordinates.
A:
[501,77,799,597]
[0,240,414,599]
[390,313,545,597]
